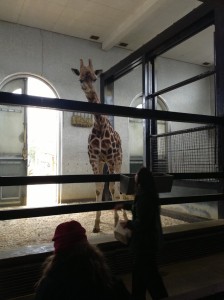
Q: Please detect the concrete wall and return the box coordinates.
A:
[0,20,131,202]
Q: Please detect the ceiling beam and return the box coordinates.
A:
[102,0,161,51]
[199,0,224,4]
[101,4,213,82]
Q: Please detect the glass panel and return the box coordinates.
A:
[0,24,219,250]
[0,205,219,254]
[156,26,215,90]
[154,26,215,118]
[0,79,26,157]
[0,212,115,251]
[114,65,142,108]
[1,78,25,93]
[114,67,143,172]
[0,209,132,252]
[161,176,220,220]
[0,105,25,156]
[0,79,27,205]
[154,75,215,116]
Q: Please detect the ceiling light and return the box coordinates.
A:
[119,42,128,47]
[90,35,99,40]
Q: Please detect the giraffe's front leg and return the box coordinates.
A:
[93,182,104,233]
[111,181,129,226]
[109,181,120,227]
[93,210,101,233]
[119,190,128,222]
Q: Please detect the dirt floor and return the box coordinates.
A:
[0,210,187,251]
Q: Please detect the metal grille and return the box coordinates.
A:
[151,125,219,176]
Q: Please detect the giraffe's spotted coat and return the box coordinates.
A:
[72,59,127,232]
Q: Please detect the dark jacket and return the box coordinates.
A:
[35,274,130,300]
[124,190,163,255]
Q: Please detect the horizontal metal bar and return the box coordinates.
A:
[0,92,221,124]
[151,125,216,138]
[1,173,224,186]
[0,200,125,220]
[0,174,120,186]
[147,70,216,99]
[160,193,224,205]
[170,172,224,179]
[0,193,223,220]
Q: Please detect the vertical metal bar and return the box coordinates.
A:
[142,55,151,169]
[150,58,158,172]
[100,76,113,200]
[213,2,224,217]
[100,75,105,103]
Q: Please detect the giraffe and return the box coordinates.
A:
[72,59,127,233]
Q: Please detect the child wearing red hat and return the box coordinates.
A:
[35,220,130,300]
[52,220,88,254]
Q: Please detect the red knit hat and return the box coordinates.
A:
[52,220,87,254]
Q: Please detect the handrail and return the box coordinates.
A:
[0,193,223,220]
[0,92,222,124]
[0,172,224,186]
[147,70,216,99]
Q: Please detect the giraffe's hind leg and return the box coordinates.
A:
[108,164,123,227]
[92,161,105,233]
[92,181,104,233]
[113,163,128,224]
[93,211,101,233]
[112,181,128,225]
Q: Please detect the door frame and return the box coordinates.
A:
[0,73,62,206]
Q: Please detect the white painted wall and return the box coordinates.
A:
[0,20,131,202]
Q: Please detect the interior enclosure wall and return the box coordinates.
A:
[0,20,215,205]
[0,20,131,203]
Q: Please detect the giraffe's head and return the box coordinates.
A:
[72,59,102,100]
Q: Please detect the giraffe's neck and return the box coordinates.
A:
[93,115,109,130]
[82,87,109,127]
[83,87,100,104]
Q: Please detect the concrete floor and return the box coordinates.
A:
[119,252,224,300]
[11,251,224,300]
[162,252,224,298]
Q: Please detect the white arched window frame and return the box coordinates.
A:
[129,93,169,172]
[0,73,62,207]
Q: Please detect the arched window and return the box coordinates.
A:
[0,74,61,207]
[129,93,169,172]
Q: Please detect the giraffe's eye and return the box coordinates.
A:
[80,79,84,83]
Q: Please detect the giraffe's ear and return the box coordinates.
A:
[95,69,103,77]
[71,68,80,76]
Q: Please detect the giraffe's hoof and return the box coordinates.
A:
[93,227,100,233]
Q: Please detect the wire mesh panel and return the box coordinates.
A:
[151,125,219,176]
